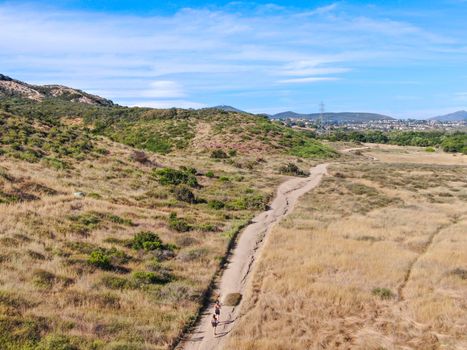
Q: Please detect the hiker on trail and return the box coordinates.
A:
[215,299,221,317]
[211,314,219,335]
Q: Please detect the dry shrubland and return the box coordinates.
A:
[0,134,320,349]
[226,145,467,350]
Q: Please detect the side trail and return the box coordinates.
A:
[177,163,329,350]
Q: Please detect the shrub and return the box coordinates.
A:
[131,271,172,286]
[227,194,267,210]
[88,247,129,270]
[372,287,394,300]
[131,231,172,251]
[106,214,134,226]
[168,212,191,232]
[210,149,228,159]
[180,166,197,175]
[101,275,128,289]
[208,199,225,210]
[278,163,308,176]
[37,334,78,350]
[32,269,73,289]
[69,212,101,229]
[172,185,197,203]
[425,147,436,152]
[228,149,237,157]
[88,250,112,270]
[205,171,215,178]
[42,157,68,170]
[153,167,198,187]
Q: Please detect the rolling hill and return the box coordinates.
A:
[430,110,467,122]
[0,74,114,106]
[0,76,338,349]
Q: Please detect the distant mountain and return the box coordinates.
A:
[271,111,395,122]
[211,105,247,113]
[0,73,114,106]
[430,110,467,122]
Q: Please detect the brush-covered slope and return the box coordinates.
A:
[0,97,336,158]
[0,85,336,349]
[0,74,113,106]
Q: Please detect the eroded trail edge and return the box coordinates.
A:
[177,163,328,350]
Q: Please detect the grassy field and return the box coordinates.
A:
[0,105,335,349]
[226,145,467,350]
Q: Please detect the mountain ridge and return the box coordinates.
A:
[0,73,114,106]
[430,110,467,122]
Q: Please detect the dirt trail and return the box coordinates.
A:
[397,216,458,301]
[177,163,328,350]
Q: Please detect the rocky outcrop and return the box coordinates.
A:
[0,74,114,106]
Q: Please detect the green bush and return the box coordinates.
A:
[37,334,78,350]
[0,316,49,349]
[106,214,134,226]
[88,247,129,270]
[88,250,112,270]
[168,212,191,232]
[208,199,225,210]
[68,212,101,230]
[227,194,268,210]
[101,275,129,289]
[372,287,394,300]
[131,231,173,251]
[425,147,436,152]
[42,157,68,170]
[131,271,172,286]
[153,167,198,187]
[278,163,308,176]
[205,171,215,178]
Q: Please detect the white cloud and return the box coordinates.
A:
[142,81,186,98]
[296,3,338,17]
[455,92,467,100]
[130,100,207,109]
[278,77,339,84]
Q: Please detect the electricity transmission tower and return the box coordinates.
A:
[317,101,325,130]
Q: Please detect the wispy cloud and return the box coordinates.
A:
[141,81,186,98]
[131,100,207,109]
[278,77,339,84]
[0,1,465,114]
[296,3,339,17]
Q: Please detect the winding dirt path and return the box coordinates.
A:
[177,163,328,350]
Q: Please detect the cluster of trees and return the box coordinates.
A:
[322,130,466,154]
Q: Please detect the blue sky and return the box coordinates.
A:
[0,1,466,118]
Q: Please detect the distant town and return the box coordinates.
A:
[277,118,466,133]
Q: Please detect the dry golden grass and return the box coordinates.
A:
[0,136,319,349]
[226,145,467,350]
